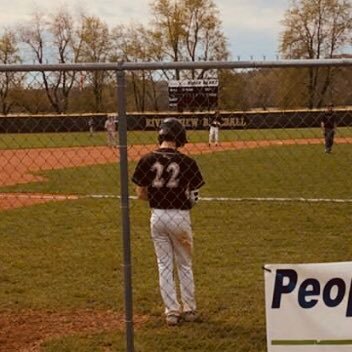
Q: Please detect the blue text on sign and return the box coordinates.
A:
[271,269,352,317]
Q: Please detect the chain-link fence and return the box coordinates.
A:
[0,59,352,351]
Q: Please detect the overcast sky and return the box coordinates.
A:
[0,0,288,59]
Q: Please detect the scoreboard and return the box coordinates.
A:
[168,79,218,111]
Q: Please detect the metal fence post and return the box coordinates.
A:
[116,67,134,352]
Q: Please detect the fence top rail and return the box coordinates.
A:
[0,59,351,72]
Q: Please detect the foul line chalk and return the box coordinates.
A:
[1,193,351,204]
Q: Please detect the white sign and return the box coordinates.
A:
[168,79,219,87]
[264,262,352,352]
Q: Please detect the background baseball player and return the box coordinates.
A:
[88,117,94,136]
[208,109,223,146]
[321,103,337,153]
[132,118,205,326]
[104,115,117,147]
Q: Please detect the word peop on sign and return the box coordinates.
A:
[271,269,352,317]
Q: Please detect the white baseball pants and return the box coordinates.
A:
[150,208,196,315]
[209,126,219,144]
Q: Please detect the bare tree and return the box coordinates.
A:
[19,9,81,113]
[182,0,228,78]
[49,7,82,112]
[280,0,352,108]
[149,0,186,80]
[111,24,163,111]
[19,11,62,112]
[79,15,111,112]
[149,0,228,80]
[0,29,21,114]
[111,24,146,111]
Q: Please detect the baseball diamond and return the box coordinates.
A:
[0,137,352,351]
[0,43,351,351]
[1,137,352,210]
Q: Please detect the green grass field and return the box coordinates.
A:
[0,130,351,351]
[1,127,352,149]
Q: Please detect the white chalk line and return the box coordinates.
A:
[1,193,352,204]
[200,196,352,203]
[98,195,352,204]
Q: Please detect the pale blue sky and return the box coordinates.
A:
[0,0,289,59]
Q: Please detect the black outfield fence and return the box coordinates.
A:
[0,109,351,133]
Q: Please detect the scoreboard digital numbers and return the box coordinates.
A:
[168,79,219,111]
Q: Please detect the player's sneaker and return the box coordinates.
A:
[166,312,180,326]
[183,311,199,322]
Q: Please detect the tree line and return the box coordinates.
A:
[0,0,351,115]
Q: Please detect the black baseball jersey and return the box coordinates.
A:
[209,115,222,127]
[322,112,336,129]
[132,148,205,210]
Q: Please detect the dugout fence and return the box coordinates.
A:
[0,59,352,352]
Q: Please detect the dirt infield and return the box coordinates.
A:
[0,310,147,352]
[1,137,352,211]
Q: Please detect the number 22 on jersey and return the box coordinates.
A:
[151,161,180,188]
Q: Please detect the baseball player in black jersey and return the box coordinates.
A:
[132,118,205,326]
[208,109,223,146]
[321,104,337,153]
